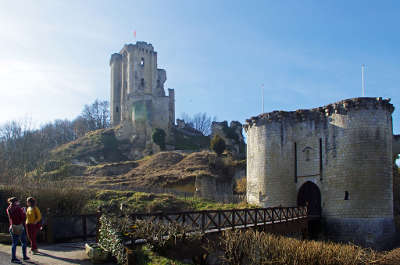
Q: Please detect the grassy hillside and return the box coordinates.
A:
[49,128,126,164]
[85,151,239,191]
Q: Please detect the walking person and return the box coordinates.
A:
[26,197,42,254]
[6,197,29,263]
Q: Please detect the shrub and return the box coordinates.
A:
[152,128,166,150]
[234,177,246,194]
[210,135,226,156]
[99,214,203,264]
[98,215,127,264]
[123,219,203,254]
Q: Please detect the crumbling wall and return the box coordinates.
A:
[109,42,176,157]
[211,121,246,158]
[195,174,233,201]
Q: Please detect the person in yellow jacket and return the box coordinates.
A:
[25,197,41,254]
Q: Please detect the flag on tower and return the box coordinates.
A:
[133,30,136,40]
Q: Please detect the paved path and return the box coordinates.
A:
[0,242,116,265]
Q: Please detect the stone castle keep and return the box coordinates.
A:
[110,42,175,150]
[245,97,400,248]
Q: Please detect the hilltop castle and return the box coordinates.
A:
[109,42,175,151]
[245,97,400,249]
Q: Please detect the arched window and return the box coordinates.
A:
[344,191,349,200]
[140,58,144,66]
[140,78,145,87]
[116,106,119,113]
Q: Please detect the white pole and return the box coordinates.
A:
[261,84,264,113]
[361,64,365,97]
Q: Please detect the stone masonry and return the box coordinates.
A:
[244,97,399,249]
[110,42,175,151]
[211,121,246,158]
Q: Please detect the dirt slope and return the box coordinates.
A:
[85,151,234,191]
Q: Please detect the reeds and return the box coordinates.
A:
[219,230,388,265]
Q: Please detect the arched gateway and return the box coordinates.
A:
[297,181,321,216]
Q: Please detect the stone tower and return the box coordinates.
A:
[110,42,175,149]
[244,97,400,249]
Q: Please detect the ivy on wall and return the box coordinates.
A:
[98,215,127,264]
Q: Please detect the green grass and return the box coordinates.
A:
[85,189,252,214]
[135,245,192,265]
[183,196,251,211]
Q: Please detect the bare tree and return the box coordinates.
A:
[180,112,216,135]
[0,119,38,181]
[81,99,110,131]
[0,100,111,182]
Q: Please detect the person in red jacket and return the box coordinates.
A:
[6,197,29,263]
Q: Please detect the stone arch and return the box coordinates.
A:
[297,181,321,216]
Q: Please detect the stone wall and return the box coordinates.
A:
[211,121,246,158]
[244,97,397,249]
[195,174,233,201]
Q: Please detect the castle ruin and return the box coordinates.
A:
[110,42,175,152]
[244,97,400,249]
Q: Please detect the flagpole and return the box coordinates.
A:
[261,84,264,113]
[361,64,365,97]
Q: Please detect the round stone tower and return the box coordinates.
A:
[110,53,123,125]
[244,97,396,249]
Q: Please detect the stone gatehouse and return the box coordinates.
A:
[244,97,400,249]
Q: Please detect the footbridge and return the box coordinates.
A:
[129,206,309,235]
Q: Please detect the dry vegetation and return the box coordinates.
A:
[218,229,400,265]
[32,150,242,192]
[0,178,93,219]
[84,151,239,191]
[49,128,125,164]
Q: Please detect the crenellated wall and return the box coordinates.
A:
[244,97,397,249]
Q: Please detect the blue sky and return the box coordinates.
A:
[0,0,399,134]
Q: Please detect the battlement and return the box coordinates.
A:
[120,41,155,54]
[244,97,394,128]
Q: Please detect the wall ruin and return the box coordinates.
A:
[110,42,175,154]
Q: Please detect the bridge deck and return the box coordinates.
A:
[126,207,309,245]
